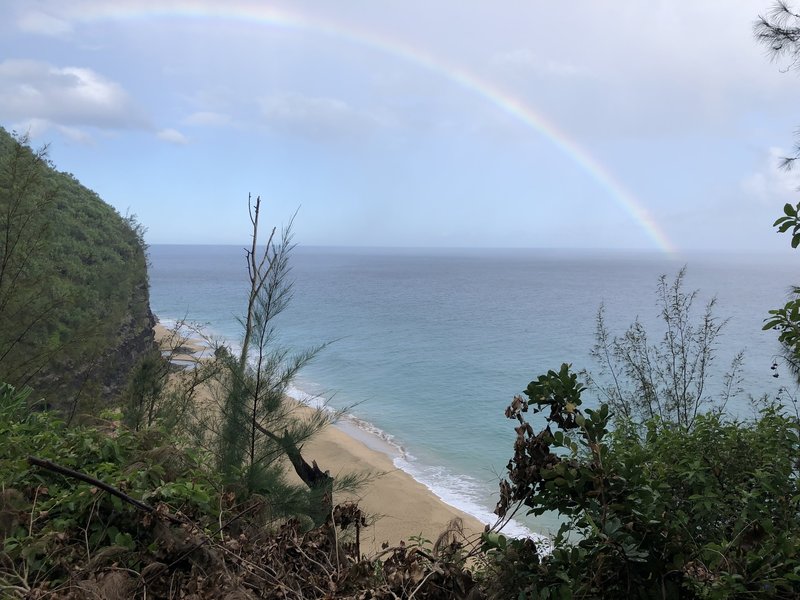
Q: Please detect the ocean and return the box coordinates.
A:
[148,245,796,536]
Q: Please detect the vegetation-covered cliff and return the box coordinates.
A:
[0,128,154,415]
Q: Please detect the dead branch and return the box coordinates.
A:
[27,456,182,524]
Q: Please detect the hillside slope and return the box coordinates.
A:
[0,128,154,414]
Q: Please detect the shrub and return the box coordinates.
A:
[485,365,800,599]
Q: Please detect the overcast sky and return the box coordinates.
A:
[2,0,800,254]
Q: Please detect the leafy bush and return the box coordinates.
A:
[486,365,800,599]
[764,202,800,382]
[0,381,218,594]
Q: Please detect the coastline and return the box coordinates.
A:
[154,323,490,554]
[298,406,488,553]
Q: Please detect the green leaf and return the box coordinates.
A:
[774,216,789,227]
[114,531,135,550]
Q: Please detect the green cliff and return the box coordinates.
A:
[0,128,154,415]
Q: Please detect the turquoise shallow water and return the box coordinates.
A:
[149,245,795,535]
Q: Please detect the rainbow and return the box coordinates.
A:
[63,1,676,253]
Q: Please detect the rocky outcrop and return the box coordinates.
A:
[100,280,157,400]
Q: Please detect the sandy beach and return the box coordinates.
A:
[155,324,488,555]
[300,411,487,553]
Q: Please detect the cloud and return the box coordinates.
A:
[260,92,379,139]
[157,128,189,144]
[11,117,94,144]
[10,116,91,144]
[56,125,93,144]
[491,48,586,78]
[16,10,73,37]
[0,59,146,130]
[182,111,232,127]
[477,2,800,140]
[742,147,800,205]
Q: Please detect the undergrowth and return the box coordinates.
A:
[0,382,481,599]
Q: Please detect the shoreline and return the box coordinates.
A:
[298,404,489,553]
[154,322,493,554]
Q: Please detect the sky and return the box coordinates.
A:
[2,0,800,254]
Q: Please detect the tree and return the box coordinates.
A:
[755,4,800,382]
[0,133,57,389]
[122,320,221,434]
[582,267,743,429]
[119,196,361,526]
[755,2,800,169]
[213,196,338,526]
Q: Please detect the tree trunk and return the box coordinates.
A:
[257,424,333,526]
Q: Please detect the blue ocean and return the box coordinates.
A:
[148,245,796,535]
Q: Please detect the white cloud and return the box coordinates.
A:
[0,59,146,129]
[9,117,51,139]
[491,48,585,78]
[16,10,73,37]
[182,111,232,127]
[742,147,800,205]
[475,2,800,140]
[157,128,189,144]
[11,117,94,144]
[260,93,379,139]
[56,124,93,144]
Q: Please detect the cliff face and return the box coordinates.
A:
[97,276,156,402]
[0,128,155,413]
